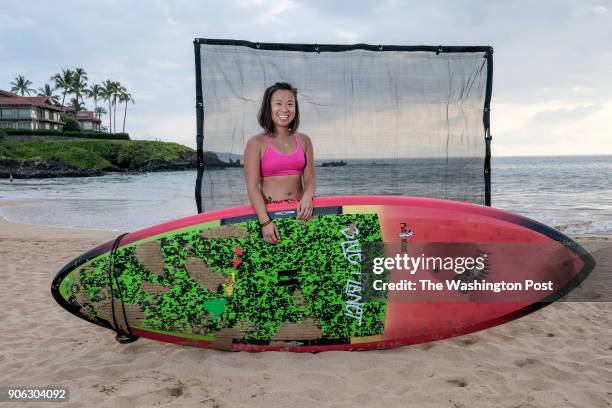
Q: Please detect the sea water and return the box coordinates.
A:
[0,155,610,235]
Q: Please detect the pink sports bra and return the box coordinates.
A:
[260,133,306,177]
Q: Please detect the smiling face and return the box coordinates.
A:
[270,89,296,130]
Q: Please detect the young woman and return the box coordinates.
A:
[243,82,316,244]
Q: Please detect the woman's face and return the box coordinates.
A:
[270,89,296,130]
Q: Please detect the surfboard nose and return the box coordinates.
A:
[51,239,118,331]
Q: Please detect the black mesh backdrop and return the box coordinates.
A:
[194,39,493,212]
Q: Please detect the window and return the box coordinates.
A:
[18,121,31,129]
[17,108,33,119]
[0,108,14,118]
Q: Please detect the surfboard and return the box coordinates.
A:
[51,196,595,352]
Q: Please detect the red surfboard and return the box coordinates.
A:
[52,196,595,351]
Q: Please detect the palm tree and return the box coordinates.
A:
[69,97,86,112]
[101,79,116,133]
[37,83,60,103]
[118,91,134,133]
[71,67,88,108]
[69,76,88,111]
[95,106,107,120]
[50,69,74,106]
[85,84,103,115]
[112,82,125,134]
[10,75,35,96]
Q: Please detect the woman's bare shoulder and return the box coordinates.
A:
[246,133,267,149]
[295,132,312,147]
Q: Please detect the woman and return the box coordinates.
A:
[244,82,316,244]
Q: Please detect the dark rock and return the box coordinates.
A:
[0,150,242,179]
[0,157,103,178]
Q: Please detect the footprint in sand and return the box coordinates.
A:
[455,337,479,346]
[166,384,184,397]
[514,357,538,367]
[446,378,467,387]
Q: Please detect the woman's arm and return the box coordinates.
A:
[298,134,316,220]
[244,136,269,223]
[244,136,280,243]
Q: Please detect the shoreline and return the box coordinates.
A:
[1,199,611,239]
[0,201,120,241]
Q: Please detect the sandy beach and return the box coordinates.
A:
[1,202,611,408]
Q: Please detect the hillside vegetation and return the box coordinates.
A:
[0,139,192,170]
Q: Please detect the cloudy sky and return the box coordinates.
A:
[2,0,611,156]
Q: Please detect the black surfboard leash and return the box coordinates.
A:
[107,233,139,344]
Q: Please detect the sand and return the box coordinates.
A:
[1,203,611,408]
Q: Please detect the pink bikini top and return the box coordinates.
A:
[260,133,306,177]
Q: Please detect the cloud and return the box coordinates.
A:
[254,0,299,23]
[492,101,612,155]
[533,103,603,123]
[2,0,612,155]
[0,14,35,28]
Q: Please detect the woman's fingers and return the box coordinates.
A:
[300,203,313,220]
[298,202,313,220]
[262,223,280,244]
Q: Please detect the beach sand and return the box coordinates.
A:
[1,203,611,408]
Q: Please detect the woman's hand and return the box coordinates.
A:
[262,221,280,244]
[297,196,314,220]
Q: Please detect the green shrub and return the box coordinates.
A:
[0,128,130,141]
[61,114,82,132]
[0,128,6,140]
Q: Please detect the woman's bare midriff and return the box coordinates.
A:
[261,174,303,202]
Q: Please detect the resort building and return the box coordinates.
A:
[74,110,101,131]
[0,89,101,131]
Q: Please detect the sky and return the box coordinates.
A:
[2,0,611,156]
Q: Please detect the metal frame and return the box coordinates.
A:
[193,38,493,212]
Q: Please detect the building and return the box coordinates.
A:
[75,110,102,131]
[0,89,63,130]
[0,89,101,131]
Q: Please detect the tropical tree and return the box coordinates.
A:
[112,82,125,134]
[95,106,107,120]
[69,67,88,111]
[101,79,117,133]
[50,69,74,106]
[119,90,134,133]
[37,83,60,103]
[69,77,88,111]
[69,97,86,112]
[85,84,103,114]
[10,75,35,96]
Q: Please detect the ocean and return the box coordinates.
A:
[0,155,610,235]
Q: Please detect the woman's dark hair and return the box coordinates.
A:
[257,82,299,134]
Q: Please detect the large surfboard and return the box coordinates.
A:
[51,196,595,352]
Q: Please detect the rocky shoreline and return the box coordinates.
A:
[0,152,242,179]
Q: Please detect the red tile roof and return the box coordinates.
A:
[0,89,64,111]
[75,111,101,123]
[76,111,94,119]
[0,90,18,97]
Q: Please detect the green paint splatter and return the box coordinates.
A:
[204,298,227,320]
[70,213,387,342]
